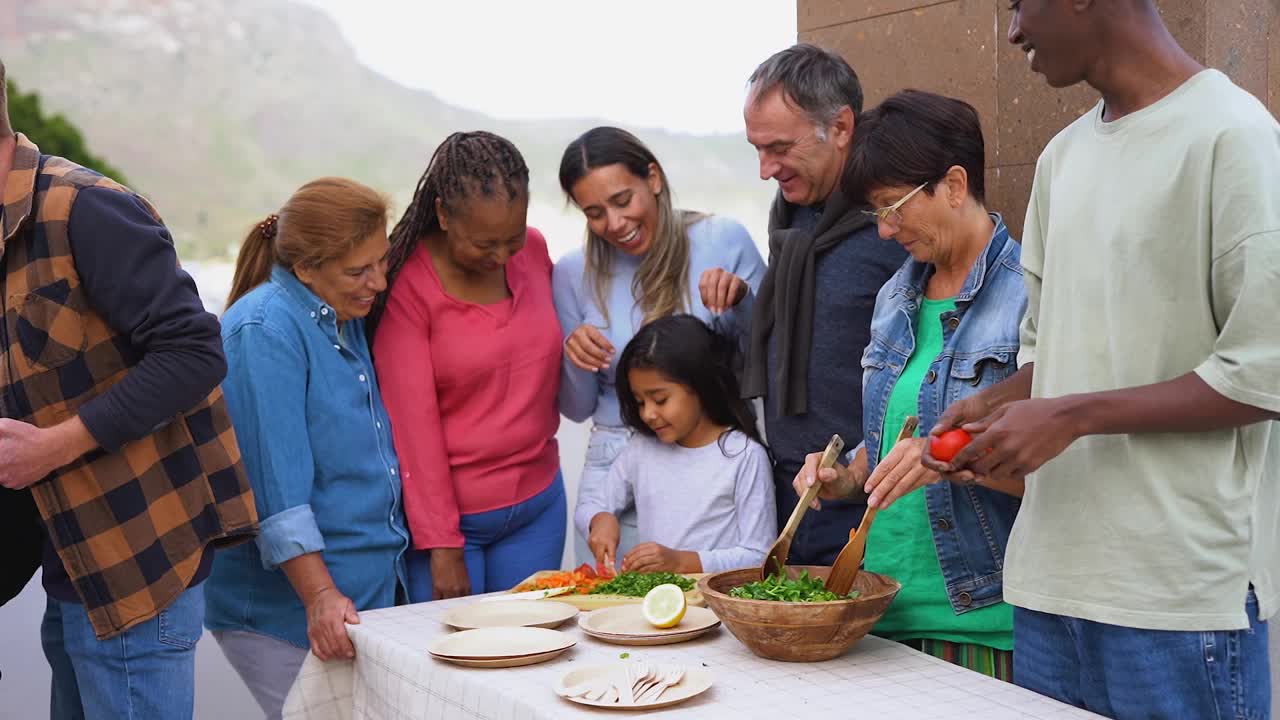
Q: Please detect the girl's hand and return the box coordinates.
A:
[587,512,621,570]
[304,587,359,661]
[698,268,748,314]
[621,543,700,574]
[864,437,941,510]
[564,324,614,372]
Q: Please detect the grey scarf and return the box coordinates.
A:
[742,186,873,416]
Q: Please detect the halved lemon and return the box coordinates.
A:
[641,583,687,629]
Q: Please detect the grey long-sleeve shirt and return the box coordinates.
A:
[575,430,776,573]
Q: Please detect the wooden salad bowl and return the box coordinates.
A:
[697,566,900,662]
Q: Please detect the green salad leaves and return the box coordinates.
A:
[729,570,860,602]
[589,572,695,597]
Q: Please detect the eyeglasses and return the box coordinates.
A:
[862,183,927,226]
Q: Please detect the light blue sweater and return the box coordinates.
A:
[552,214,766,427]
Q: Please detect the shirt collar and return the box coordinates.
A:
[270,264,337,324]
[891,213,1014,303]
[2,134,42,250]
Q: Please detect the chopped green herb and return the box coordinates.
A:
[619,652,630,659]
[729,570,860,602]
[589,572,694,597]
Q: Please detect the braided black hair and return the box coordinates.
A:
[368,131,530,337]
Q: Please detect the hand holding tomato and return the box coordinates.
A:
[928,429,972,462]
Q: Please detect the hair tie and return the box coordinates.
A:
[257,213,279,240]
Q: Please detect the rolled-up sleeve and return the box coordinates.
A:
[221,321,323,568]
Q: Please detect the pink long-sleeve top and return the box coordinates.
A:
[373,228,562,549]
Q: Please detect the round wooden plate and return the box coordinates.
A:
[578,605,720,646]
[442,600,578,630]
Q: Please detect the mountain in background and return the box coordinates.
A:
[0,0,774,269]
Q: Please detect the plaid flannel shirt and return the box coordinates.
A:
[1,134,258,639]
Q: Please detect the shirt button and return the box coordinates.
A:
[957,591,973,607]
[390,468,397,476]
[310,311,316,318]
[935,518,952,531]
[334,344,341,351]
[925,370,937,384]
[359,374,367,382]
[948,317,960,330]
[321,308,329,315]
[377,422,383,429]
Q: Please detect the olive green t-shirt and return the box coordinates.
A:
[1008,70,1280,630]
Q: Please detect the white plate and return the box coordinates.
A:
[578,605,720,645]
[432,646,571,668]
[428,626,575,660]
[443,600,578,630]
[555,663,712,710]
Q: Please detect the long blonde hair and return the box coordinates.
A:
[559,127,704,326]
[227,177,389,307]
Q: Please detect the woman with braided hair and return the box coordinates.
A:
[370,131,565,601]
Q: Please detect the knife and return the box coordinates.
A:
[477,586,575,602]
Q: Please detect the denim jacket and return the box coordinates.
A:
[860,215,1026,614]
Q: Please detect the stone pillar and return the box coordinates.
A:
[798,0,1279,237]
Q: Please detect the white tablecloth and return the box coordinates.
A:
[283,593,1104,720]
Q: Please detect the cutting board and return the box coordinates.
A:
[510,571,706,610]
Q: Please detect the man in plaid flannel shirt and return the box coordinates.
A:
[0,60,258,719]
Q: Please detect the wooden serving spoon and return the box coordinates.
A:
[760,434,845,580]
[825,416,918,597]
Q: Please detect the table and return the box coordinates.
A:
[283,593,1104,720]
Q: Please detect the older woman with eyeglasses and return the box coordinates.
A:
[792,89,1026,680]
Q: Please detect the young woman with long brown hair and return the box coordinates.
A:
[553,126,766,568]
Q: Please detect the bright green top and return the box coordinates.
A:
[866,296,1013,650]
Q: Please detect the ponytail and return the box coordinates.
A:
[227,214,279,307]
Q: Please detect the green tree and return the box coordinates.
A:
[6,79,129,184]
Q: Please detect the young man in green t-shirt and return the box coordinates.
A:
[926,1,1277,717]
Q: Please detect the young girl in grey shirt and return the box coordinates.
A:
[579,315,776,574]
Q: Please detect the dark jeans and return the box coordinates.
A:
[1014,590,1271,719]
[772,469,867,567]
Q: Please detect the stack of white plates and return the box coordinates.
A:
[427,626,576,668]
[577,605,721,646]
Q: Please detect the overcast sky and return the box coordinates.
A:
[294,0,798,135]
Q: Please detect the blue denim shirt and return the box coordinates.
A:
[204,266,409,648]
[860,215,1025,613]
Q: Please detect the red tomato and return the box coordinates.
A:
[930,429,973,462]
[574,563,597,579]
[596,560,617,579]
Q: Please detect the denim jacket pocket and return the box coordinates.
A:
[948,350,1016,396]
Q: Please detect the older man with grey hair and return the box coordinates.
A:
[739,44,907,567]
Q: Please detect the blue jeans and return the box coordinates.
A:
[407,471,566,601]
[1014,590,1271,719]
[41,584,205,720]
